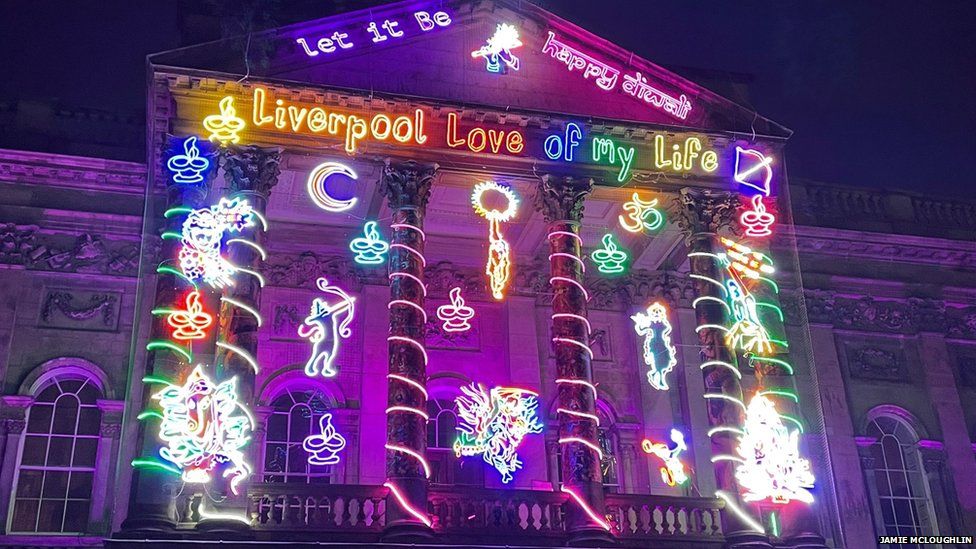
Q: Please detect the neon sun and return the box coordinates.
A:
[472,23,523,73]
[631,302,678,390]
[454,384,544,483]
[298,277,355,378]
[472,181,518,300]
[179,197,255,288]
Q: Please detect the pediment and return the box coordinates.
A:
[151,0,789,137]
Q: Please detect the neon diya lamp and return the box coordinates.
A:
[202,96,246,145]
[166,290,213,341]
[167,136,210,184]
[740,194,775,237]
[591,233,628,275]
[436,287,475,332]
[349,221,389,264]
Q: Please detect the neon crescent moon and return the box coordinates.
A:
[307,162,359,212]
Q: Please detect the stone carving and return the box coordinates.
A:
[271,304,302,339]
[100,421,123,438]
[425,317,480,350]
[846,346,907,381]
[802,289,976,338]
[669,188,739,240]
[425,261,488,299]
[833,297,913,333]
[533,175,593,224]
[4,419,26,435]
[588,328,612,361]
[792,233,976,270]
[219,145,282,196]
[378,160,438,210]
[946,306,976,340]
[0,228,142,276]
[0,223,38,264]
[263,252,365,289]
[40,290,120,330]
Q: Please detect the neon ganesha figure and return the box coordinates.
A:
[298,277,355,378]
[454,384,544,483]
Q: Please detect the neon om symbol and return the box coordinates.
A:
[298,277,355,378]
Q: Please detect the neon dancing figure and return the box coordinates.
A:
[641,428,689,486]
[303,413,347,465]
[298,277,355,378]
[178,197,255,288]
[471,23,523,73]
[454,384,543,483]
[631,302,678,390]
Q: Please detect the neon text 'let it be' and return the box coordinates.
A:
[295,9,452,58]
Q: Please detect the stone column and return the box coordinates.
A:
[379,160,437,539]
[90,400,124,532]
[201,146,280,532]
[534,175,610,544]
[0,397,30,532]
[919,443,966,537]
[671,188,769,547]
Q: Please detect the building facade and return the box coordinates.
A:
[0,1,973,548]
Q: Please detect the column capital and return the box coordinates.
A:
[379,159,438,210]
[533,174,593,224]
[669,187,740,240]
[219,145,283,197]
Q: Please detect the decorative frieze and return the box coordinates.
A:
[39,288,121,331]
[844,346,908,382]
[0,224,144,276]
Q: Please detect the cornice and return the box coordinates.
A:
[0,148,146,194]
[787,225,976,270]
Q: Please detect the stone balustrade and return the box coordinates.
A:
[605,493,724,542]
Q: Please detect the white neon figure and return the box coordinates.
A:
[641,428,689,486]
[303,413,347,465]
[454,384,544,483]
[734,147,773,196]
[436,287,475,332]
[471,182,518,300]
[298,277,355,378]
[618,192,664,233]
[179,197,255,288]
[631,302,678,390]
[307,162,359,213]
[153,365,253,494]
[471,23,523,73]
[725,278,773,355]
[167,136,210,184]
[736,395,815,504]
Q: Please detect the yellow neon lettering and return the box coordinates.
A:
[702,150,718,172]
[287,106,308,132]
[274,99,286,129]
[346,116,368,154]
[468,127,487,152]
[392,115,413,143]
[371,114,392,139]
[307,108,327,132]
[252,88,273,126]
[328,113,346,134]
[654,135,672,169]
[507,131,524,153]
[413,109,428,144]
[446,112,465,148]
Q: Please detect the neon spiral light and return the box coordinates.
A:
[716,490,765,534]
[384,481,432,527]
[631,302,678,391]
[708,426,746,437]
[549,277,590,301]
[687,251,723,261]
[549,252,586,271]
[471,181,518,300]
[704,393,747,411]
[436,287,475,332]
[226,238,267,260]
[131,457,181,476]
[165,291,213,341]
[220,296,263,327]
[552,337,594,360]
[387,336,430,365]
[298,277,355,378]
[692,295,731,312]
[548,230,582,244]
[216,341,260,374]
[740,194,775,237]
[386,406,430,421]
[307,162,358,213]
[471,23,522,73]
[561,485,611,531]
[558,437,604,460]
[557,408,600,425]
[303,413,346,465]
[454,384,543,483]
[390,243,426,265]
[236,267,266,288]
[167,136,210,184]
[641,428,689,486]
[388,299,427,323]
[387,374,428,400]
[699,360,742,379]
[710,454,746,464]
[552,313,591,334]
[349,221,390,265]
[556,378,598,400]
[689,274,727,293]
[389,272,427,296]
[618,192,665,233]
[385,444,431,478]
[590,233,628,275]
[152,365,252,494]
[696,324,729,333]
[146,340,193,363]
[202,96,245,145]
[179,197,255,288]
[391,222,426,241]
[157,265,197,289]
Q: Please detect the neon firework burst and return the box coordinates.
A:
[454,384,544,483]
[631,302,678,390]
[179,197,255,288]
[152,365,253,494]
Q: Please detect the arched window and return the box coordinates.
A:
[262,388,338,484]
[427,399,483,486]
[865,415,938,541]
[10,375,102,533]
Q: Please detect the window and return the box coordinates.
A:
[263,388,338,484]
[554,405,620,490]
[866,416,937,544]
[10,376,101,533]
[427,399,483,486]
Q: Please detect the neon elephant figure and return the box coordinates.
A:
[298,277,355,378]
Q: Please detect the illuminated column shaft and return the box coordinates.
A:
[534,175,608,538]
[379,160,437,534]
[672,188,760,541]
[207,146,280,524]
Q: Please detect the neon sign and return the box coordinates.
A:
[303,413,346,465]
[654,135,718,173]
[294,9,452,58]
[179,197,255,288]
[307,162,359,213]
[446,112,524,155]
[736,394,815,504]
[591,233,628,275]
[472,23,523,73]
[298,277,355,378]
[471,181,518,300]
[631,302,678,391]
[166,291,213,341]
[641,428,689,486]
[618,192,664,233]
[592,137,635,182]
[544,123,583,161]
[454,384,544,483]
[152,365,253,494]
[167,137,210,184]
[740,194,775,237]
[436,287,475,333]
[734,147,773,196]
[349,221,390,264]
[202,97,245,145]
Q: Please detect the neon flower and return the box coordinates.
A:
[591,233,628,275]
[734,147,773,196]
[166,291,213,341]
[725,278,773,355]
[349,221,389,265]
[454,384,544,483]
[740,194,775,237]
[167,136,210,184]
[631,302,678,390]
[303,413,346,465]
[202,96,246,145]
[618,192,664,233]
[152,365,253,494]
[436,287,475,332]
[736,394,815,504]
[179,197,255,288]
[471,23,523,73]
[641,428,689,486]
[471,181,518,300]
[298,277,355,378]
[307,162,359,213]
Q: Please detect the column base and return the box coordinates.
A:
[381,519,435,543]
[196,517,254,539]
[118,508,177,534]
[783,531,828,549]
[725,529,773,549]
[566,526,615,547]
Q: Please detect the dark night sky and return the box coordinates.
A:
[2,1,974,198]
